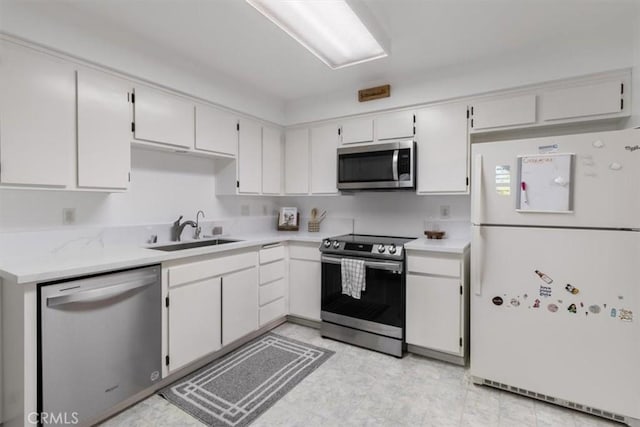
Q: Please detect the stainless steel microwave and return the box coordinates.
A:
[337,139,415,190]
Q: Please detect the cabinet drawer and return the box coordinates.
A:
[407,253,460,277]
[289,244,321,261]
[260,260,285,284]
[259,297,286,326]
[259,244,285,264]
[259,278,286,306]
[168,251,256,287]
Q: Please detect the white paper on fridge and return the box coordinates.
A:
[516,153,574,212]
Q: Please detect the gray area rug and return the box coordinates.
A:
[159,332,334,427]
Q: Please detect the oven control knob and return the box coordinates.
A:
[377,244,385,253]
[389,244,397,254]
[323,239,331,248]
[333,240,340,249]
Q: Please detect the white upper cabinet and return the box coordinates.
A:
[541,80,624,122]
[0,42,75,187]
[237,119,262,194]
[415,102,469,194]
[284,128,310,194]
[133,85,194,149]
[340,118,373,144]
[77,68,131,190]
[375,111,415,140]
[310,124,339,194]
[195,104,238,156]
[470,94,537,131]
[262,126,282,195]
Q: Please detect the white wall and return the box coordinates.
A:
[284,34,635,125]
[0,2,285,124]
[0,149,280,232]
[285,193,470,238]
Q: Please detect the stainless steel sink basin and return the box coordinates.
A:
[150,239,241,251]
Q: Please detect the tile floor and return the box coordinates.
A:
[101,323,620,427]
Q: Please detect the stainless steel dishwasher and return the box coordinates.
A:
[39,265,161,426]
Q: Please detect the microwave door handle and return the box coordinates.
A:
[392,149,399,181]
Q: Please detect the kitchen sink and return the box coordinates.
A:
[150,239,241,251]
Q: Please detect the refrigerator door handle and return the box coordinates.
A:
[471,154,483,224]
[472,226,483,296]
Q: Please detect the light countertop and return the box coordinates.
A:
[404,237,470,254]
[0,231,469,284]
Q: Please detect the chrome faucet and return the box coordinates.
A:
[171,215,197,242]
[194,210,205,239]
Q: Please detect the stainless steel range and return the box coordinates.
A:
[319,234,414,357]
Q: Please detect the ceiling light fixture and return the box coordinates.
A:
[247,0,389,69]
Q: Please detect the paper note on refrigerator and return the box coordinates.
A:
[517,153,574,212]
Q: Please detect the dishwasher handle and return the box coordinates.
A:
[46,273,158,307]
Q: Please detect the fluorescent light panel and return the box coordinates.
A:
[247,0,388,69]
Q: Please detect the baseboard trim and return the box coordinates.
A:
[407,344,466,366]
[286,315,321,329]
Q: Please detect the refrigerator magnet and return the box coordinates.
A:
[492,296,504,306]
[567,304,577,314]
[565,284,579,295]
[535,270,553,284]
[510,298,520,307]
[610,308,617,318]
[533,299,541,308]
[618,309,633,322]
[588,305,601,314]
[547,304,559,313]
[539,286,552,297]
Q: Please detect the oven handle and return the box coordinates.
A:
[392,149,399,181]
[321,255,403,273]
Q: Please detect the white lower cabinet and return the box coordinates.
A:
[222,267,258,346]
[288,243,321,321]
[165,249,258,371]
[406,249,470,364]
[168,277,222,372]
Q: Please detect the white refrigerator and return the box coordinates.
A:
[470,128,640,426]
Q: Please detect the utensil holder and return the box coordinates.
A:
[308,221,320,232]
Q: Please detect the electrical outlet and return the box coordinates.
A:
[440,205,450,219]
[240,204,250,216]
[262,204,268,215]
[62,208,76,225]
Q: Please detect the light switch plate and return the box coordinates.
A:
[62,208,76,225]
[440,205,450,219]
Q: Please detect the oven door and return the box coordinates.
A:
[337,140,415,190]
[320,254,404,339]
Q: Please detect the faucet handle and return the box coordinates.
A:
[173,215,183,226]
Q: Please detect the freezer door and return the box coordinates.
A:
[470,226,640,418]
[471,128,640,228]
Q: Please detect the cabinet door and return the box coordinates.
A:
[415,103,469,194]
[237,119,262,194]
[340,118,373,144]
[77,69,131,190]
[222,267,258,346]
[262,126,282,195]
[194,104,238,156]
[289,259,321,321]
[0,43,74,187]
[168,277,221,371]
[284,128,309,194]
[541,80,623,122]
[406,274,461,355]
[375,111,414,140]
[470,94,536,131]
[310,124,339,194]
[133,85,194,149]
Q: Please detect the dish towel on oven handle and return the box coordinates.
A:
[341,258,366,299]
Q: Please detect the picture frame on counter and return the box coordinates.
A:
[277,207,300,231]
